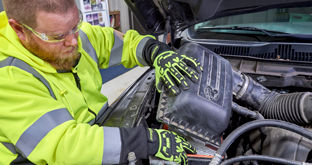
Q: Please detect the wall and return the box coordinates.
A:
[0,0,3,12]
[75,0,81,10]
[108,0,130,33]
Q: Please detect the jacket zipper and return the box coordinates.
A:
[73,72,81,90]
[72,72,97,118]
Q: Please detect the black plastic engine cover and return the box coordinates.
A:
[157,43,233,146]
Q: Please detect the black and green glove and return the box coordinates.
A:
[147,128,196,165]
[153,51,203,95]
[143,39,203,95]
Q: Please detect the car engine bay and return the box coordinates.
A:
[98,41,312,165]
[105,0,312,164]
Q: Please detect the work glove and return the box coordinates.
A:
[142,39,203,95]
[153,51,203,95]
[147,128,196,165]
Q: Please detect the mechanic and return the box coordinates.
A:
[0,0,202,164]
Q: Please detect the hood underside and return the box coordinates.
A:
[125,0,312,35]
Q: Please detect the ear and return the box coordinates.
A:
[8,19,27,41]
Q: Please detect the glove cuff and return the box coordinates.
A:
[147,128,159,155]
[142,39,172,66]
[119,126,149,163]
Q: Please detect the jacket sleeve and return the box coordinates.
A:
[80,22,155,69]
[0,66,149,164]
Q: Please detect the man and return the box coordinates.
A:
[0,0,202,164]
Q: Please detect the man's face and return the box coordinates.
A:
[22,7,81,70]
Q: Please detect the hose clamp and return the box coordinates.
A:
[236,74,249,100]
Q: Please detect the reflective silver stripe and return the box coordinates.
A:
[102,127,121,164]
[0,57,56,99]
[109,32,124,67]
[79,30,99,66]
[2,142,34,164]
[16,108,73,157]
[2,142,17,154]
[88,102,108,125]
[135,37,153,66]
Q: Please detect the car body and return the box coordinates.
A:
[100,1,312,164]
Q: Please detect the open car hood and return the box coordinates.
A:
[125,0,312,35]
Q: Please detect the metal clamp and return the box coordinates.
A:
[235,74,249,100]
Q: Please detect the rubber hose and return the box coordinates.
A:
[233,72,312,125]
[209,119,312,165]
[260,92,312,125]
[220,155,303,165]
[232,102,264,120]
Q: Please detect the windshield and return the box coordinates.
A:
[192,7,312,35]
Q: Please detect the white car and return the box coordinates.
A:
[101,1,312,164]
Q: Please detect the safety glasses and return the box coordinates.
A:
[21,11,83,43]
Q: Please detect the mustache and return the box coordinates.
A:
[63,46,78,53]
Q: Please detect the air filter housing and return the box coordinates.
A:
[157,43,233,146]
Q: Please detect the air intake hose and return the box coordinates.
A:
[233,71,312,125]
[259,92,312,125]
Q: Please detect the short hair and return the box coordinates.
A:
[2,0,76,28]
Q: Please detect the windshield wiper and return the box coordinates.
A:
[197,26,312,39]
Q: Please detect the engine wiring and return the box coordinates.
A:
[220,155,307,165]
[209,119,312,165]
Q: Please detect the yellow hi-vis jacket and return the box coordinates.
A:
[0,11,154,164]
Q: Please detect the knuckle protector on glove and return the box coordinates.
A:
[147,129,196,165]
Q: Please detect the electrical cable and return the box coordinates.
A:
[220,155,304,165]
[209,119,312,165]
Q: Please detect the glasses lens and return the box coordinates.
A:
[22,10,83,42]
